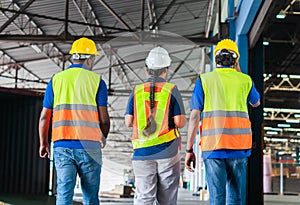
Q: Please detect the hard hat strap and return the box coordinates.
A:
[72,54,92,60]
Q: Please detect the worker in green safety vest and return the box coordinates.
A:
[125,46,186,205]
[185,39,260,205]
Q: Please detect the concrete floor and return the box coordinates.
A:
[1,189,300,205]
[98,189,300,205]
[98,188,209,205]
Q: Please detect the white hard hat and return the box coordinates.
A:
[145,47,171,70]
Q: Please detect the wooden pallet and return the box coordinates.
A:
[100,192,133,198]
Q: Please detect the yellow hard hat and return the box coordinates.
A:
[214,39,240,60]
[69,37,100,55]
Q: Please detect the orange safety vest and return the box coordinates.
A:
[200,68,253,152]
[51,67,101,142]
[131,82,179,149]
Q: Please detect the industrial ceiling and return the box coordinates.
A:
[260,0,300,155]
[0,0,299,167]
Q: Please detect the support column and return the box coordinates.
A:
[248,37,264,205]
[296,147,299,165]
[237,34,248,74]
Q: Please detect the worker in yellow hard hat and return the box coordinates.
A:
[185,38,260,205]
[39,37,110,205]
[68,37,100,69]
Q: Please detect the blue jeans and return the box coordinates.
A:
[204,158,248,205]
[54,147,102,205]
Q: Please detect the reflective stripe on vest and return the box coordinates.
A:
[52,68,101,142]
[200,69,253,152]
[132,82,177,149]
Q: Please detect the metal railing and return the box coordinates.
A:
[264,160,300,195]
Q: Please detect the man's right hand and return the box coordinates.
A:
[100,135,107,148]
[234,62,241,72]
[185,152,196,172]
[39,144,50,159]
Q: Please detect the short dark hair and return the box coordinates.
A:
[215,49,237,66]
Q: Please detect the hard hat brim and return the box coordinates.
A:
[69,51,100,56]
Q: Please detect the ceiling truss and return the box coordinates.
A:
[264,108,300,121]
[264,76,300,93]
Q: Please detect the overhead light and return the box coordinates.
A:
[265,138,288,142]
[297,133,300,136]
[263,41,269,46]
[286,119,300,123]
[264,127,283,131]
[276,11,286,19]
[286,128,300,132]
[290,139,299,143]
[276,14,286,19]
[295,114,300,118]
[264,108,300,113]
[290,75,300,79]
[266,131,278,135]
[278,124,291,128]
[264,126,273,129]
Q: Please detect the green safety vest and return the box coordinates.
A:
[200,68,253,152]
[52,67,101,142]
[132,82,178,149]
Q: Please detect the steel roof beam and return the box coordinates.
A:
[0,0,35,33]
[0,34,218,45]
[149,0,177,30]
[0,74,47,84]
[0,49,47,84]
[147,0,157,30]
[97,0,133,31]
[112,51,144,83]
[204,0,215,38]
[0,1,70,69]
[168,48,194,81]
[141,0,145,30]
[279,45,300,73]
[0,7,130,32]
[0,55,68,67]
[249,0,282,48]
[64,0,69,40]
[72,0,105,35]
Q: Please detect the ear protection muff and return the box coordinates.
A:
[215,49,237,66]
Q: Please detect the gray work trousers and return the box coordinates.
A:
[132,152,180,205]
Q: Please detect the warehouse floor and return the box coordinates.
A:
[1,189,300,205]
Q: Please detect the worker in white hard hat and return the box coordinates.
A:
[39,37,110,205]
[125,46,186,205]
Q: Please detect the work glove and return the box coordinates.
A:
[185,152,196,172]
[100,135,107,148]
